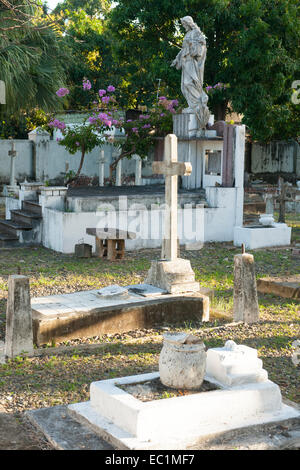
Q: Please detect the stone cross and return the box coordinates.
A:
[152,134,192,260]
[8,140,17,187]
[99,150,105,187]
[277,177,287,223]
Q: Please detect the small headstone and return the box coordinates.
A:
[75,243,92,258]
[5,275,34,358]
[206,340,268,386]
[233,252,259,323]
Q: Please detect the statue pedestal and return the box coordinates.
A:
[146,258,200,294]
[173,113,216,139]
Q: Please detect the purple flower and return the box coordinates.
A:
[102,96,110,104]
[139,114,150,120]
[98,89,106,97]
[205,86,213,91]
[159,96,166,101]
[49,119,66,130]
[143,124,151,129]
[160,113,165,117]
[126,119,132,122]
[107,85,115,92]
[98,113,108,121]
[75,142,80,146]
[88,116,97,124]
[56,88,69,97]
[83,79,92,90]
[56,137,61,142]
[112,119,119,126]
[132,127,138,133]
[172,99,179,107]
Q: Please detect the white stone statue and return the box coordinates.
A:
[171,16,210,129]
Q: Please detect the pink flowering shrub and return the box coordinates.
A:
[50,81,178,184]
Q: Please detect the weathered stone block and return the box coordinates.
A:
[233,253,259,323]
[146,258,200,294]
[5,275,33,358]
[75,243,92,258]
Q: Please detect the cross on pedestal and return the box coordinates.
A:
[152,134,192,260]
[276,177,289,223]
[145,134,200,296]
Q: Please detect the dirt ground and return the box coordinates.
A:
[0,405,53,450]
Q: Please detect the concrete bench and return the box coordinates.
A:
[86,228,136,261]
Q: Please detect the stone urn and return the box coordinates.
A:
[159,333,206,390]
[259,213,275,226]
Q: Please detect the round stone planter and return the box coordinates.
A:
[259,214,275,226]
[159,333,206,390]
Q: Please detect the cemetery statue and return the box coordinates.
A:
[171,16,210,129]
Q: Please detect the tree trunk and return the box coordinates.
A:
[66,147,85,185]
[109,147,136,185]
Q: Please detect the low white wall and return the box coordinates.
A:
[251,141,300,176]
[43,206,206,254]
[0,137,150,185]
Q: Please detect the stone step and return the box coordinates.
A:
[0,219,32,236]
[10,209,42,226]
[0,231,19,248]
[22,200,42,216]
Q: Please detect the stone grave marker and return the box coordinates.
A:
[5,275,34,358]
[233,247,260,323]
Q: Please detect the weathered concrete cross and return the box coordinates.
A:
[8,140,17,187]
[152,134,192,261]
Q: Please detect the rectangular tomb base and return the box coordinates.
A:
[257,276,300,299]
[234,224,291,250]
[31,284,209,346]
[68,372,300,450]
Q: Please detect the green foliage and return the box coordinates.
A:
[51,1,120,111]
[0,108,54,139]
[0,0,67,113]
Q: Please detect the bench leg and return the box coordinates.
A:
[116,239,125,260]
[107,239,117,261]
[96,238,107,258]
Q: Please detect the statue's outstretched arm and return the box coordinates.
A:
[171,50,182,69]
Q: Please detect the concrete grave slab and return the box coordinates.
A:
[31,285,209,346]
[67,371,299,450]
[26,402,300,450]
[257,276,300,299]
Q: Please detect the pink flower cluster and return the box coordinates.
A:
[56,88,69,97]
[83,79,92,90]
[206,83,227,92]
[49,119,66,130]
[88,111,121,128]
[98,85,116,103]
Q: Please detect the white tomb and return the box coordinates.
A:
[68,340,300,450]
